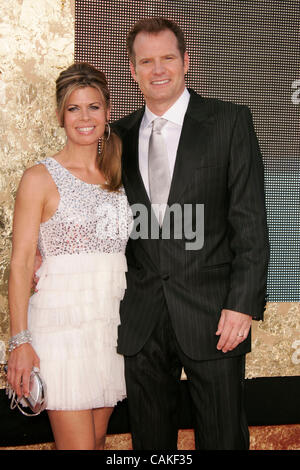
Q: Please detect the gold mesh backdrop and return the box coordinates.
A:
[0,0,75,386]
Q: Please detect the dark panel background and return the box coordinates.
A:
[1,376,300,445]
[75,0,300,301]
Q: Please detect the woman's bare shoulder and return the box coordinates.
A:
[16,160,55,199]
[20,160,52,185]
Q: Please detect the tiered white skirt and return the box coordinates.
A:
[28,252,127,410]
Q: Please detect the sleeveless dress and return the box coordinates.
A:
[28,157,131,410]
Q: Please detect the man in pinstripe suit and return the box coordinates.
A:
[114,18,269,450]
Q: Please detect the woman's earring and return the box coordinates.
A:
[105,122,111,142]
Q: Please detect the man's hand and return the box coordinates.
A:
[216,309,252,353]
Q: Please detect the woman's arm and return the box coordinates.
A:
[7,165,46,398]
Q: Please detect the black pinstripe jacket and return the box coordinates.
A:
[113,89,269,360]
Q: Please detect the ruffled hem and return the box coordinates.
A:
[28,251,127,410]
[36,252,127,275]
[34,270,126,293]
[28,302,121,329]
[30,316,119,356]
[31,316,126,410]
[28,252,127,328]
[38,353,126,410]
[30,285,125,309]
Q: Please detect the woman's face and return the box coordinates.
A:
[62,86,110,147]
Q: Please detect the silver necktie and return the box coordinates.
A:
[148,118,171,225]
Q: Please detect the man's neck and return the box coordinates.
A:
[146,102,173,116]
[145,89,187,117]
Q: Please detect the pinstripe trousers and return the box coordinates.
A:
[124,305,249,450]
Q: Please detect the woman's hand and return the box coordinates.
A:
[7,344,40,398]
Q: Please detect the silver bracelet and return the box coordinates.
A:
[8,329,32,352]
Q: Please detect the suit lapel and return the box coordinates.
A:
[122,109,161,262]
[122,109,150,209]
[167,91,215,206]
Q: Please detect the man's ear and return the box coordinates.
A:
[183,52,189,75]
[129,61,137,82]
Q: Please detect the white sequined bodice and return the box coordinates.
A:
[38,157,131,258]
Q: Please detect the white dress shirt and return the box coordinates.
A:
[138,88,190,196]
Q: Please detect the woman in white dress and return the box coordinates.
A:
[7,63,130,450]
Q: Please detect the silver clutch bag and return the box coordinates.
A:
[4,365,47,416]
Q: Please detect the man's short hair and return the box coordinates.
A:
[126,17,186,66]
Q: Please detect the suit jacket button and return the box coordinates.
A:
[161,273,169,281]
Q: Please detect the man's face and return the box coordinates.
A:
[130,29,189,114]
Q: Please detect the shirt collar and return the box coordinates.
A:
[142,88,190,129]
